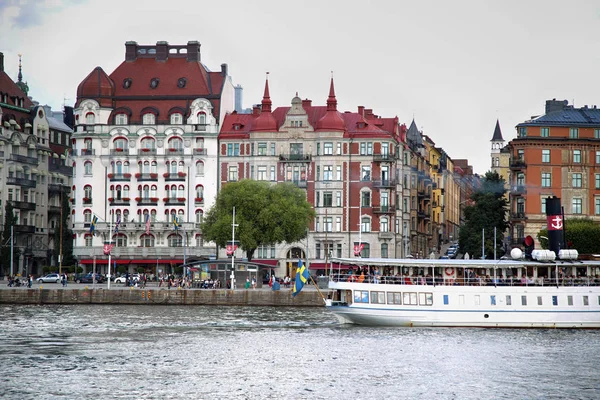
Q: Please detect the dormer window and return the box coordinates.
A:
[170,113,183,125]
[143,113,155,125]
[123,78,132,89]
[150,78,159,89]
[357,122,366,129]
[115,113,128,125]
[177,78,187,88]
[233,123,242,130]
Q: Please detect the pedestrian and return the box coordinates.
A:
[252,277,256,289]
[245,277,250,289]
[27,274,33,288]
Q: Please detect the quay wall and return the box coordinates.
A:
[0,288,324,307]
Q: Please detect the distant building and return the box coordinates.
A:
[71,41,235,275]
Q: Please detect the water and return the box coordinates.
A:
[1,304,599,400]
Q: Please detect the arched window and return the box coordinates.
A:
[123,185,130,198]
[84,161,92,175]
[84,138,92,150]
[178,209,184,221]
[113,137,128,150]
[115,233,128,247]
[143,185,150,198]
[151,185,157,197]
[123,161,129,173]
[115,113,128,125]
[197,112,206,125]
[85,233,93,247]
[84,185,92,199]
[196,161,204,176]
[140,233,155,247]
[380,217,389,232]
[143,161,150,173]
[141,137,155,150]
[361,216,371,232]
[123,209,130,222]
[151,209,157,222]
[381,243,388,258]
[168,137,183,150]
[116,185,122,200]
[151,161,157,173]
[178,161,184,172]
[195,209,204,223]
[170,113,183,125]
[115,161,123,174]
[85,112,95,125]
[195,185,204,199]
[142,113,155,125]
[84,209,92,223]
[168,233,183,247]
[178,185,184,198]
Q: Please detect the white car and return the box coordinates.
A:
[114,274,140,284]
[37,273,61,283]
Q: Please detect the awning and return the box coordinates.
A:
[79,258,184,265]
[252,259,279,266]
[308,262,328,270]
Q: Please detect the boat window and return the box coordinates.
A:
[506,295,512,306]
[490,295,496,306]
[521,295,527,306]
[443,294,449,305]
[420,293,433,306]
[567,296,573,306]
[458,295,465,305]
[474,295,480,306]
[552,295,558,306]
[354,290,369,303]
[537,296,543,306]
[583,296,589,306]
[403,292,418,305]
[387,292,402,305]
[370,291,385,304]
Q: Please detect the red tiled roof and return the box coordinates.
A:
[76,67,115,107]
[0,69,34,124]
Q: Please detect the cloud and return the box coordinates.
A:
[0,0,85,30]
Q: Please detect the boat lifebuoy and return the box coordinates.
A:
[445,267,455,276]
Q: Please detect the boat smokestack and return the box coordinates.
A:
[545,196,564,255]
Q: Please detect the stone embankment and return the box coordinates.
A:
[0,288,325,306]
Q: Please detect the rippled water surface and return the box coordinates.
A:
[1,304,599,399]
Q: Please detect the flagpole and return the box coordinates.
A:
[230,207,237,290]
[107,216,113,289]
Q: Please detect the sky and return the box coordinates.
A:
[2,0,600,174]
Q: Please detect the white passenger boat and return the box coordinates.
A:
[326,249,600,328]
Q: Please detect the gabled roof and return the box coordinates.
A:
[491,119,503,141]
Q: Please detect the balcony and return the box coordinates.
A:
[510,159,527,170]
[79,149,95,156]
[164,172,186,181]
[195,124,208,131]
[165,197,186,205]
[373,206,395,214]
[292,180,308,188]
[111,148,130,156]
[48,205,61,214]
[510,185,527,196]
[76,124,96,133]
[279,153,311,162]
[108,173,132,182]
[510,211,528,220]
[10,154,39,165]
[109,198,131,206]
[373,179,397,189]
[378,231,395,240]
[12,200,36,211]
[14,224,35,234]
[193,148,207,155]
[135,173,159,181]
[373,154,395,162]
[136,197,159,206]
[82,198,92,205]
[166,148,184,156]
[49,164,73,176]
[7,176,36,188]
[194,197,204,205]
[417,210,429,219]
[138,148,157,156]
[48,183,64,193]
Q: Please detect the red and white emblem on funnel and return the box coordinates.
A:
[547,215,563,230]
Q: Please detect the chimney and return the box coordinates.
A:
[302,99,312,108]
[365,108,373,118]
[221,63,228,76]
[545,99,568,114]
[546,196,564,256]
[357,105,364,116]
[125,41,138,62]
[252,104,261,116]
[156,41,168,62]
[186,41,201,62]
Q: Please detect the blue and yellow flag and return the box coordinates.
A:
[292,259,310,297]
[173,215,180,230]
[90,215,98,235]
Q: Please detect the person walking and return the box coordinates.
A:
[27,274,33,288]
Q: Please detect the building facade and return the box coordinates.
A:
[71,41,235,275]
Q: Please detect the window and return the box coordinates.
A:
[361,191,371,207]
[324,142,333,155]
[542,149,550,163]
[596,174,600,189]
[387,292,402,305]
[257,143,267,155]
[572,198,582,214]
[572,173,582,188]
[361,166,371,181]
[336,217,341,232]
[573,150,581,163]
[370,291,385,304]
[521,295,527,306]
[518,127,527,137]
[354,290,369,303]
[336,165,342,181]
[595,129,600,139]
[196,161,204,176]
[270,166,276,181]
[84,161,92,175]
[323,192,333,207]
[361,216,371,232]
[567,296,573,306]
[403,292,418,305]
[336,192,341,207]
[381,243,388,258]
[443,294,449,305]
[541,197,547,214]
[380,217,389,232]
[595,198,600,215]
[228,165,238,181]
[84,210,92,223]
[227,143,240,156]
[115,113,128,125]
[257,166,267,181]
[506,295,512,306]
[270,143,276,156]
[541,173,551,188]
[597,151,600,164]
[569,127,579,139]
[323,165,333,181]
[85,113,95,125]
[537,296,543,306]
[142,113,155,125]
[490,295,496,305]
[170,113,182,124]
[552,296,558,306]
[540,127,549,137]
[85,235,93,247]
[583,296,589,306]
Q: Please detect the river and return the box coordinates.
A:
[1,304,598,399]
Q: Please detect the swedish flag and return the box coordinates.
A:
[90,215,98,235]
[173,215,180,230]
[292,259,310,297]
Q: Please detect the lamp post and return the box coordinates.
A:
[230,207,238,290]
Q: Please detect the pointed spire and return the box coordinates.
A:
[326,75,337,111]
[261,72,272,113]
[17,54,23,82]
[491,119,504,141]
[16,53,29,95]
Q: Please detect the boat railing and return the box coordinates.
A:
[328,274,600,287]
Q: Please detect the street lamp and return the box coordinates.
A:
[230,207,238,290]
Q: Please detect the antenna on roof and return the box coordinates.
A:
[266,71,269,80]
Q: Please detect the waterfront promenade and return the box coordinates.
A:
[0,279,324,306]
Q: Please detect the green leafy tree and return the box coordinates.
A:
[53,190,75,268]
[537,218,600,254]
[200,180,315,260]
[0,203,20,276]
[458,171,509,259]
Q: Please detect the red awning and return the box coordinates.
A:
[252,259,279,266]
[308,262,327,270]
[79,259,183,265]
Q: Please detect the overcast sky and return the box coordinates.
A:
[2,0,599,174]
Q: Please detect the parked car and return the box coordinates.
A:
[74,273,104,284]
[114,276,126,284]
[37,273,61,283]
[114,274,140,284]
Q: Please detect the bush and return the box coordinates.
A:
[538,218,600,254]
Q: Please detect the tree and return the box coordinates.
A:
[53,189,75,268]
[458,171,509,259]
[537,218,600,254]
[200,180,315,260]
[0,202,19,276]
